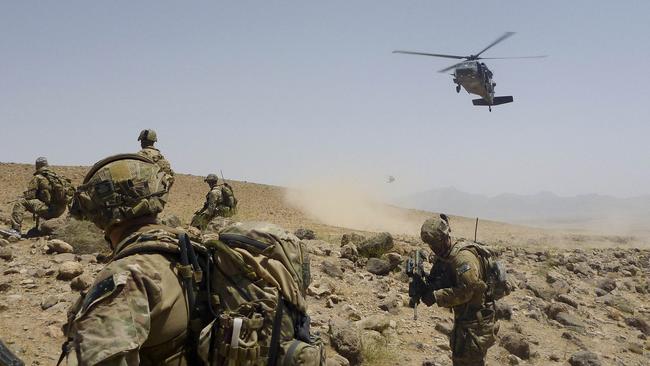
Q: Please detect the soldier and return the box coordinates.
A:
[190,174,237,230]
[60,153,191,365]
[411,214,498,366]
[10,157,73,235]
[137,128,175,189]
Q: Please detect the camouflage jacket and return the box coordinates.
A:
[61,224,189,366]
[138,147,175,188]
[202,186,223,217]
[422,240,488,320]
[24,167,54,204]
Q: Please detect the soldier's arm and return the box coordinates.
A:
[206,190,221,215]
[38,176,52,204]
[63,264,160,366]
[433,251,486,308]
[23,176,39,199]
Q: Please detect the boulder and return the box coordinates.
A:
[70,274,94,292]
[499,333,530,360]
[294,228,316,240]
[356,315,394,332]
[568,351,601,366]
[341,233,365,247]
[40,295,59,310]
[57,261,84,280]
[625,317,650,336]
[366,258,393,276]
[330,321,362,365]
[596,278,616,293]
[495,302,513,320]
[0,247,13,261]
[357,233,393,258]
[47,239,74,254]
[40,217,68,235]
[322,260,344,279]
[326,354,350,366]
[340,244,359,262]
[0,238,9,247]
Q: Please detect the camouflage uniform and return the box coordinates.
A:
[62,225,190,366]
[11,164,67,232]
[418,216,497,366]
[61,154,190,366]
[191,175,235,230]
[136,129,175,190]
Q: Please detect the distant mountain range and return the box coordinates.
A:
[398,187,650,232]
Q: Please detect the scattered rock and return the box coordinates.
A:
[625,317,650,336]
[356,315,394,332]
[0,247,13,261]
[555,312,585,329]
[357,232,393,258]
[568,351,601,366]
[378,295,401,315]
[70,274,94,292]
[597,278,616,293]
[57,261,84,280]
[556,294,579,308]
[47,239,74,254]
[322,261,344,279]
[329,321,362,365]
[294,228,316,240]
[40,217,68,235]
[340,244,359,262]
[500,333,530,360]
[40,295,59,310]
[434,322,452,337]
[366,258,394,276]
[495,302,513,320]
[0,238,9,247]
[341,233,365,247]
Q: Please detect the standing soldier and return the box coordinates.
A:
[60,154,191,365]
[10,157,73,236]
[190,174,237,230]
[410,214,499,366]
[137,128,175,189]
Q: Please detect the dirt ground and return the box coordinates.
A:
[0,163,648,365]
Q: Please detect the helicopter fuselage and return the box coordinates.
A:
[453,61,495,103]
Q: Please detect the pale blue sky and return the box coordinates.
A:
[1,1,649,197]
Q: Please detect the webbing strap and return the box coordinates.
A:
[282,340,302,366]
[267,296,284,366]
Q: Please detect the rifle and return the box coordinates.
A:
[0,340,24,366]
[406,250,425,320]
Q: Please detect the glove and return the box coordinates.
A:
[408,276,427,307]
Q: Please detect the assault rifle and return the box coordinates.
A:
[406,250,425,320]
[0,340,24,366]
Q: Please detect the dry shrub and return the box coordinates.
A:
[53,218,108,254]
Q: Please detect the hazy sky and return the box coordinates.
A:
[1,1,649,198]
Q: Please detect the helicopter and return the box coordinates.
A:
[393,32,545,111]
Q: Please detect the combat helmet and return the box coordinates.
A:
[137,129,158,143]
[420,214,452,256]
[35,157,49,170]
[70,154,169,231]
[204,174,219,184]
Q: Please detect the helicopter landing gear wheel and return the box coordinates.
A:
[456,85,461,93]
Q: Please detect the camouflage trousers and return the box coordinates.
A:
[450,308,498,366]
[191,208,235,231]
[11,198,65,231]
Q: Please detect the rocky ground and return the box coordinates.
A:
[1,163,649,365]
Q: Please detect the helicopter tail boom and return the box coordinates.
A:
[472,96,513,106]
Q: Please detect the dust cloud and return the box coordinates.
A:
[284,178,421,235]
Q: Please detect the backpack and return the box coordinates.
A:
[459,242,511,302]
[221,183,238,211]
[40,170,74,205]
[184,222,324,366]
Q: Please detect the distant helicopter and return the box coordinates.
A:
[386,175,395,183]
[393,32,545,111]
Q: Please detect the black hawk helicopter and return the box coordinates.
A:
[394,32,545,111]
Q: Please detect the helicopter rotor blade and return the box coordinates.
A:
[392,50,467,59]
[438,62,464,73]
[474,31,515,58]
[479,55,547,59]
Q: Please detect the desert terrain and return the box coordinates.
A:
[0,162,648,366]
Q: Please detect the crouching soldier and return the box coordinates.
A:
[410,214,500,366]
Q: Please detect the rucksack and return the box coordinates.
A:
[183,222,324,366]
[459,242,511,302]
[221,183,238,210]
[40,170,74,205]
